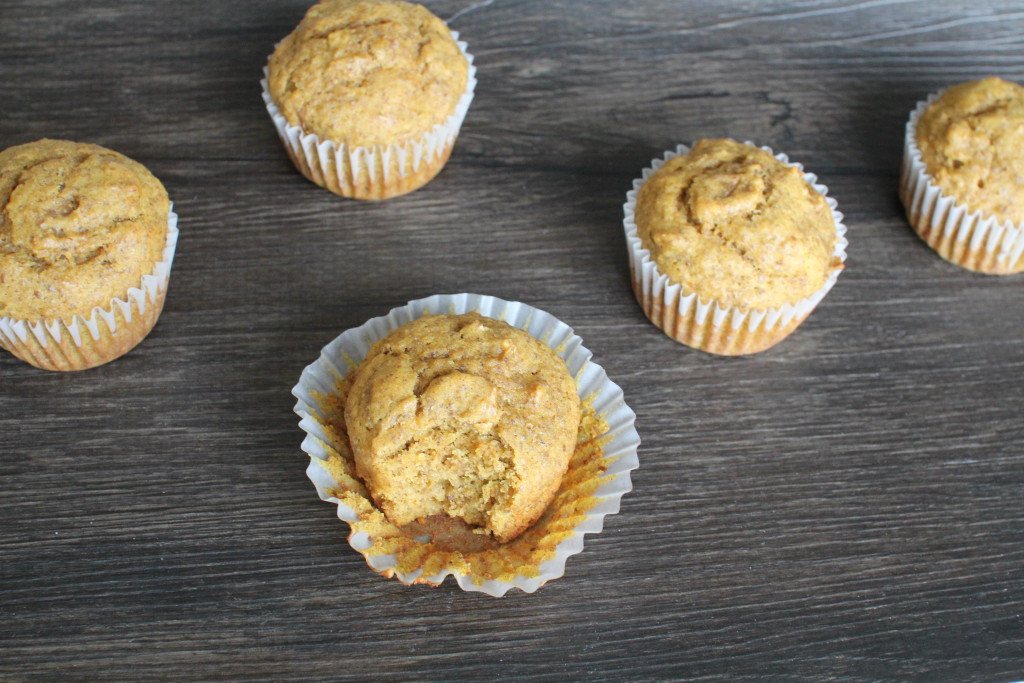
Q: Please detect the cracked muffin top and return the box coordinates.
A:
[0,139,170,321]
[267,0,468,147]
[915,77,1024,226]
[344,312,581,545]
[634,138,838,311]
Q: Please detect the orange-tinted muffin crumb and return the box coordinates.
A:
[916,76,1024,226]
[344,312,580,544]
[267,0,469,146]
[634,138,838,311]
[0,139,169,321]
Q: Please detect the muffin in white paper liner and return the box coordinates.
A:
[0,208,179,371]
[292,293,640,596]
[623,142,848,355]
[900,93,1024,275]
[261,34,476,200]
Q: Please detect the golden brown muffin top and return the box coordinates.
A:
[916,77,1024,226]
[635,138,838,311]
[0,139,170,321]
[344,312,581,545]
[267,0,468,147]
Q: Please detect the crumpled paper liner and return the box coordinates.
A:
[292,293,640,596]
[261,32,476,200]
[0,208,179,371]
[623,142,848,355]
[900,93,1024,274]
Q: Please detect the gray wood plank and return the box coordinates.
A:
[1,0,1023,679]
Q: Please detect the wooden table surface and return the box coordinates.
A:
[3,0,1023,679]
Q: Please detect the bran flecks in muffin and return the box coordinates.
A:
[901,77,1024,273]
[0,138,177,371]
[344,312,581,545]
[265,0,474,199]
[626,139,846,355]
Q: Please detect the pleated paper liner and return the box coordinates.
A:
[0,208,179,371]
[261,32,476,200]
[623,142,848,355]
[292,293,640,596]
[900,94,1024,274]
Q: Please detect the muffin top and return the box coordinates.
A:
[915,76,1024,226]
[344,312,581,545]
[267,0,469,147]
[0,139,170,321]
[634,138,838,311]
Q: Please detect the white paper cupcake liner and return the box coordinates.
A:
[900,93,1024,274]
[623,142,848,355]
[0,207,179,371]
[292,293,640,597]
[261,32,476,200]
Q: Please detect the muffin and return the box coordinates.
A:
[0,139,178,371]
[263,0,476,200]
[624,139,847,355]
[345,312,581,545]
[900,77,1024,274]
[292,293,640,595]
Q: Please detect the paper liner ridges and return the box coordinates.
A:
[900,94,1024,274]
[262,34,477,200]
[292,293,640,596]
[0,209,180,371]
[623,142,848,355]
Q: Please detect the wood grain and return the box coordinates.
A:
[2,0,1023,679]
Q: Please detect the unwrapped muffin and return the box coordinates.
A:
[900,77,1024,274]
[293,293,640,595]
[345,312,581,545]
[0,139,178,371]
[263,0,476,199]
[624,139,847,355]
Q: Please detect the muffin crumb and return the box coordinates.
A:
[915,76,1024,226]
[0,139,170,322]
[267,0,469,147]
[344,312,581,544]
[634,138,838,311]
